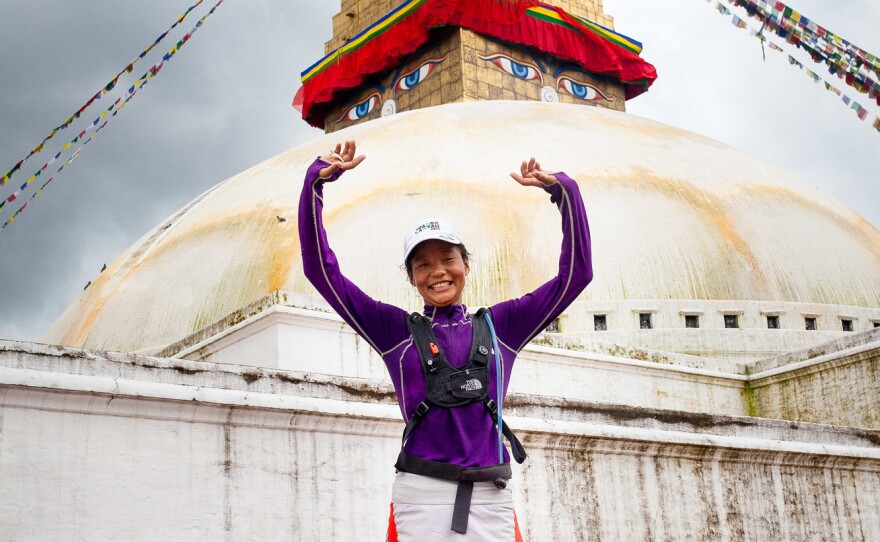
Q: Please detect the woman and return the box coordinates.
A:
[298,140,592,541]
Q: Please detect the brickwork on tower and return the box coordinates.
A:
[325,0,614,53]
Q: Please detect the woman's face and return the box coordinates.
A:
[408,240,469,307]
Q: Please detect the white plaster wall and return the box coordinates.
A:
[181,307,388,380]
[0,388,398,541]
[561,299,880,363]
[567,299,880,333]
[3,341,880,541]
[512,346,747,416]
[748,330,880,429]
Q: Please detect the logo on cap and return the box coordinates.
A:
[413,221,441,235]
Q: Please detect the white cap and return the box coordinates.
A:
[403,218,462,261]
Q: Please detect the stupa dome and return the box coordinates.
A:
[44,101,880,355]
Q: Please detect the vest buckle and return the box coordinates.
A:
[414,401,430,418]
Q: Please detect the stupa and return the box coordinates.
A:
[43,0,880,365]
[2,0,879,539]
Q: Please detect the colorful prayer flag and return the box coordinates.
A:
[0,0,212,191]
[1,0,226,233]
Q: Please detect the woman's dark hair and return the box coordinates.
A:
[405,243,471,280]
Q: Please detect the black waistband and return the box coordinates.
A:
[395,452,512,483]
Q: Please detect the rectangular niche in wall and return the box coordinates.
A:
[594,314,607,331]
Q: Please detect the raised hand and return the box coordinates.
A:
[319,140,366,179]
[510,157,558,188]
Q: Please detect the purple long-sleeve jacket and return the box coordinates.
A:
[298,157,592,468]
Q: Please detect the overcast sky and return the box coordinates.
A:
[1,0,877,344]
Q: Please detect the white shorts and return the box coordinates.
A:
[386,472,523,541]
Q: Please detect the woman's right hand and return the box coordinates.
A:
[319,140,366,179]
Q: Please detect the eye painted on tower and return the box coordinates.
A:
[556,76,611,102]
[393,57,446,94]
[337,91,383,122]
[479,53,543,83]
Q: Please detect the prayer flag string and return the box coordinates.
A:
[0,0,226,233]
[706,0,880,134]
[722,0,880,105]
[0,0,206,187]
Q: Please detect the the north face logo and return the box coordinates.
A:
[460,379,483,392]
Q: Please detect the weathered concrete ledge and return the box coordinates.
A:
[3,340,877,448]
[747,326,880,373]
[2,340,880,540]
[131,300,880,427]
[745,327,880,429]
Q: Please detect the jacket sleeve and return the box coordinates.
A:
[298,158,408,354]
[489,172,593,354]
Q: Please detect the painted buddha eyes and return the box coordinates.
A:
[557,76,611,102]
[479,53,543,83]
[338,91,382,122]
[394,57,446,93]
[337,57,448,124]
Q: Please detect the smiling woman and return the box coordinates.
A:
[404,220,471,307]
[297,139,593,540]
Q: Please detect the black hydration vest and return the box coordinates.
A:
[395,308,527,534]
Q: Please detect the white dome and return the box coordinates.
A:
[44,101,880,353]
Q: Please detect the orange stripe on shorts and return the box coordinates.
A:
[387,503,399,542]
[514,510,524,542]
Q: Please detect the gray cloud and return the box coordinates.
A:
[1,0,877,343]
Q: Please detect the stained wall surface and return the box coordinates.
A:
[2,340,880,541]
[748,327,880,429]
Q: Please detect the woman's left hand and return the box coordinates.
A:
[510,157,558,188]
